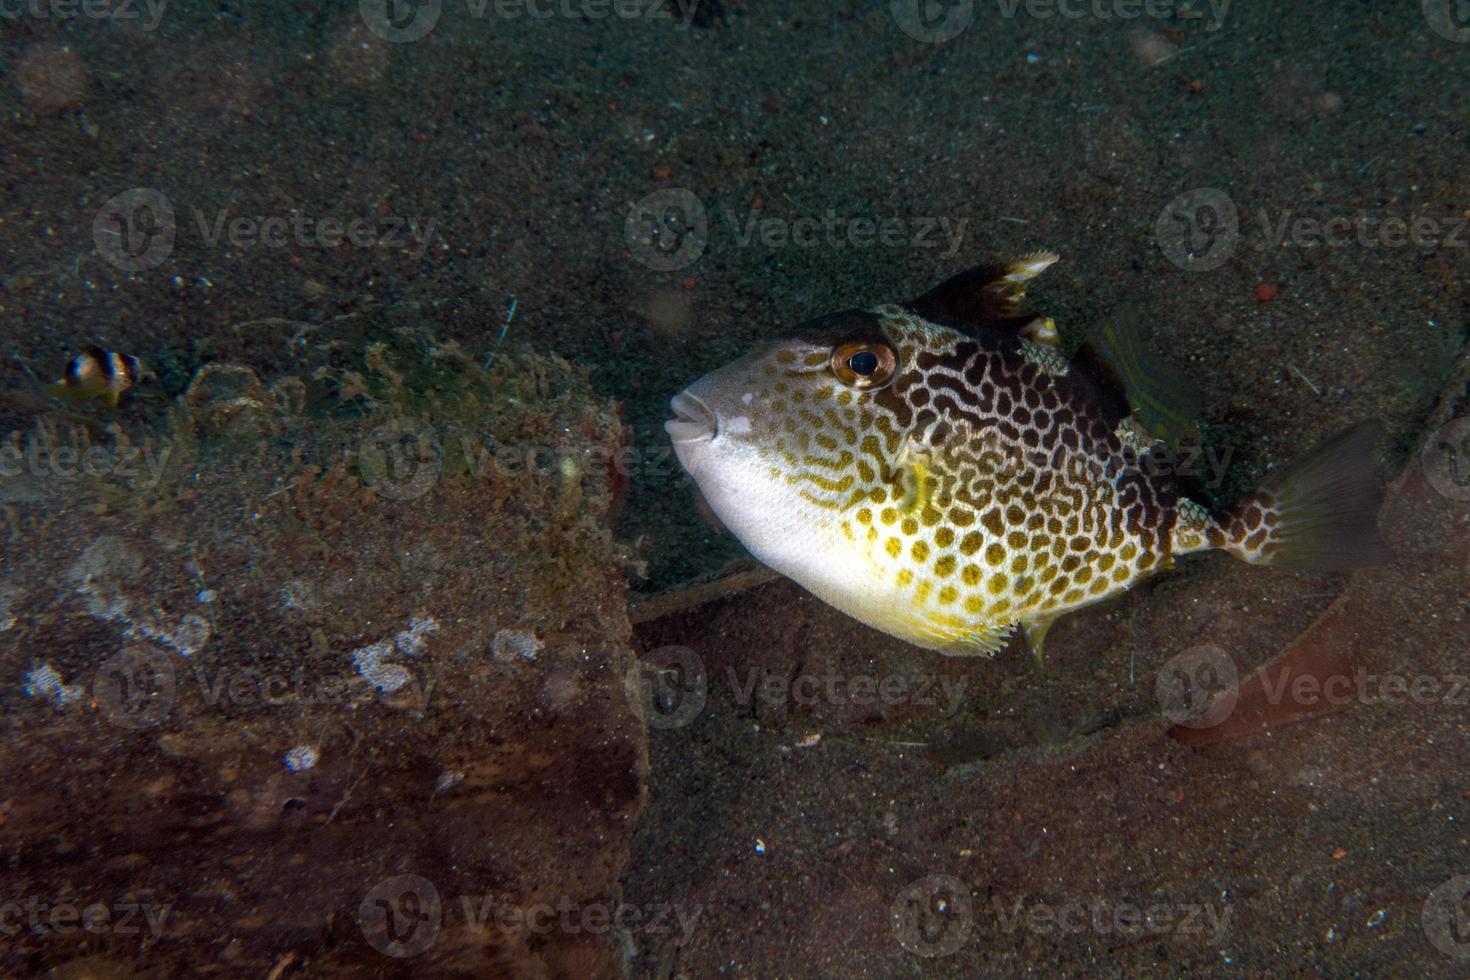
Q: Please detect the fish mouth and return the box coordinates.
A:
[665,391,716,445]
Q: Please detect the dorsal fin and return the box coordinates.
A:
[907,252,1059,334]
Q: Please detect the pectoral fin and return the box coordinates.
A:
[1079,311,1201,447]
[895,437,936,515]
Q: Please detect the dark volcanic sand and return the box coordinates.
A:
[2,1,1469,977]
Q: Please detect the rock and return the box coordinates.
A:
[0,308,646,975]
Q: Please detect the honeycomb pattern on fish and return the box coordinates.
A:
[720,305,1217,651]
[668,257,1384,657]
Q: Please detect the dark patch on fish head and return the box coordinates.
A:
[875,324,1030,447]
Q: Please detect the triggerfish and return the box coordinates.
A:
[665,254,1385,658]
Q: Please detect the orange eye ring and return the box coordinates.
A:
[831,339,898,389]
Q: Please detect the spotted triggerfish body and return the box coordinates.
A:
[665,254,1385,658]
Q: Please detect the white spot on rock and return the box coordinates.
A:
[68,538,212,656]
[394,615,440,657]
[492,629,542,663]
[284,745,319,772]
[23,664,83,707]
[351,614,439,694]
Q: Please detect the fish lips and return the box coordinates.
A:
[664,390,717,447]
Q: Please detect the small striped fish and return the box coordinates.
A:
[666,255,1384,658]
[47,345,141,408]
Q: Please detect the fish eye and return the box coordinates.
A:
[831,339,897,390]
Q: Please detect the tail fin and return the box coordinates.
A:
[1219,421,1388,571]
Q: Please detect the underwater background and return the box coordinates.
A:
[1,0,1469,976]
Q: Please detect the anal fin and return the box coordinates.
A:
[1022,616,1060,666]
